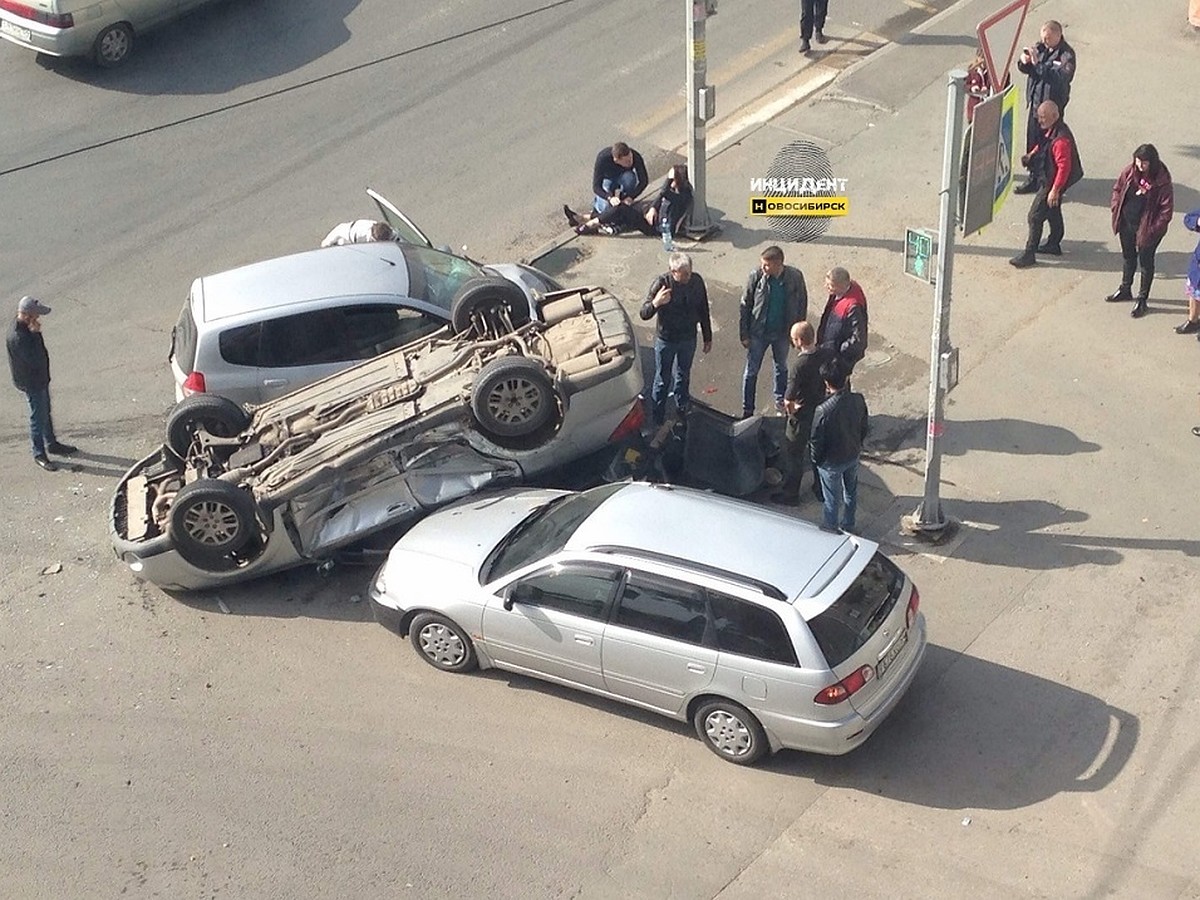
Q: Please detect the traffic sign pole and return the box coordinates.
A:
[907,70,967,534]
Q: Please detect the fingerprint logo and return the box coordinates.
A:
[764,140,836,242]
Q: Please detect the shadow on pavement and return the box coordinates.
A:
[771,643,1139,810]
[38,0,358,95]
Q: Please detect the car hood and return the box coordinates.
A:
[387,487,568,575]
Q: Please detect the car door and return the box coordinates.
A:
[367,188,435,249]
[481,562,622,691]
[255,307,357,401]
[601,571,717,714]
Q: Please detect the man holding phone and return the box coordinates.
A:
[1015,20,1076,194]
[639,253,713,427]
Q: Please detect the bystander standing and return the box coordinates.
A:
[1010,101,1083,268]
[1014,20,1076,194]
[815,266,868,373]
[1107,144,1174,318]
[7,296,78,472]
[739,246,808,418]
[774,321,834,506]
[808,359,868,533]
[639,253,712,427]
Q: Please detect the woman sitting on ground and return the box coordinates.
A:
[564,165,693,237]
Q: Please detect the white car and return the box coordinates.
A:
[113,285,645,591]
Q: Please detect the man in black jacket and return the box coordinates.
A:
[7,296,77,471]
[775,321,834,505]
[1014,20,1076,194]
[640,253,713,426]
[590,141,649,216]
[808,359,868,532]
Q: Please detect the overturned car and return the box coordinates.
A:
[111,284,644,591]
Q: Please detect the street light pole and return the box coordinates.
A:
[909,69,967,533]
[686,0,715,235]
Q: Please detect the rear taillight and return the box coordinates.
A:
[906,585,920,630]
[607,399,645,444]
[0,1,73,27]
[181,371,206,395]
[814,664,875,705]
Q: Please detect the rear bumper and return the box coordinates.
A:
[0,14,93,57]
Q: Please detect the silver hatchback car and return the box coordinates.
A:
[369,482,927,766]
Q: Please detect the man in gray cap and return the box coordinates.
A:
[7,296,77,471]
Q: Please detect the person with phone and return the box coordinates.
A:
[639,253,713,427]
[1015,20,1076,194]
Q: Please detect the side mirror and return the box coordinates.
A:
[503,595,515,612]
[504,584,543,610]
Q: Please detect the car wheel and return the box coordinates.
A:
[470,356,561,444]
[450,277,531,334]
[693,699,769,766]
[409,613,478,673]
[165,394,251,457]
[168,479,260,571]
[93,23,133,67]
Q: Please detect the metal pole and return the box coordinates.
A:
[910,70,967,532]
[686,1,713,233]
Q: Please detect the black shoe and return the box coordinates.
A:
[1193,426,1200,437]
[1013,181,1039,195]
[34,454,57,471]
[1105,287,1133,303]
[815,29,828,44]
[47,441,78,455]
[798,38,811,52]
[563,205,584,229]
[1131,298,1148,318]
[1036,243,1062,256]
[1174,319,1200,334]
[1009,252,1036,268]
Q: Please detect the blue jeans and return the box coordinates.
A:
[24,386,57,457]
[741,334,790,413]
[651,335,697,424]
[594,171,640,214]
[817,458,859,531]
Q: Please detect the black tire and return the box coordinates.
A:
[168,479,260,571]
[165,394,250,457]
[409,613,478,673]
[470,356,560,443]
[450,277,531,334]
[93,23,133,67]
[693,699,769,766]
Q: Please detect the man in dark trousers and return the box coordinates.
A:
[7,295,78,472]
[1009,100,1083,268]
[799,0,829,53]
[774,321,834,505]
[639,252,712,427]
[1014,20,1076,194]
[808,359,868,533]
[739,245,808,418]
[816,266,868,374]
[589,141,649,216]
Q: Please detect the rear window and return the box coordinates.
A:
[172,301,198,373]
[807,552,904,668]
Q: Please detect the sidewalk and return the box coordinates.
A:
[548,0,1200,896]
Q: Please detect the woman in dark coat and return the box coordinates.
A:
[565,165,693,237]
[1107,144,1174,318]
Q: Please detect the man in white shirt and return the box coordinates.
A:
[321,220,396,247]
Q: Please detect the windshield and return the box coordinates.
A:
[400,244,486,311]
[807,552,903,668]
[482,484,625,584]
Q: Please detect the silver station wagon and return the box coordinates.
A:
[369,482,927,766]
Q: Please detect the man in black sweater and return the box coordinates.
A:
[7,296,78,471]
[639,253,713,426]
[591,141,649,216]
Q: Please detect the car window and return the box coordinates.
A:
[342,304,441,359]
[482,484,625,584]
[613,572,709,646]
[399,244,487,311]
[807,552,904,668]
[259,309,351,368]
[709,592,797,666]
[507,563,622,621]
[218,322,263,367]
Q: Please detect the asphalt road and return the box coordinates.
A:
[10,0,1188,897]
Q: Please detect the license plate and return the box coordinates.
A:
[876,628,908,680]
[1,19,33,43]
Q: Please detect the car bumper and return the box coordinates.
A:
[0,14,94,57]
[757,615,928,756]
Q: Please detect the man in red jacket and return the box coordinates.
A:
[1010,101,1083,268]
[816,267,868,373]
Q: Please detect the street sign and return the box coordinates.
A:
[962,89,1003,236]
[976,0,1030,96]
[904,227,936,283]
[993,84,1017,213]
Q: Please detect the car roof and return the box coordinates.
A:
[565,482,855,601]
[193,242,412,323]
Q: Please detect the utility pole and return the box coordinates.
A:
[685,0,716,235]
[906,70,967,534]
